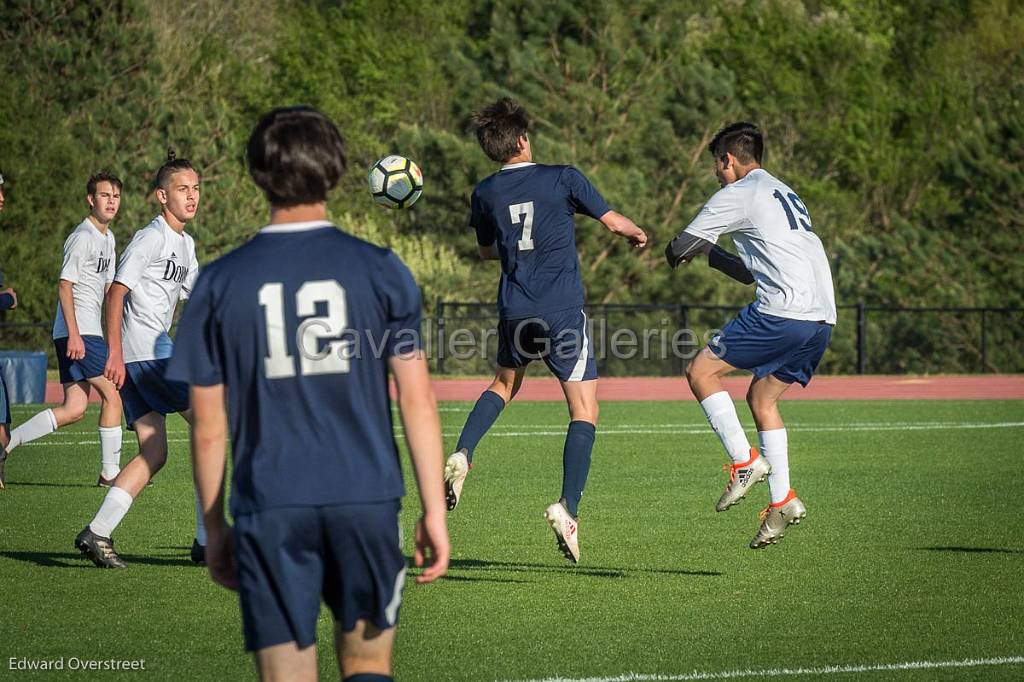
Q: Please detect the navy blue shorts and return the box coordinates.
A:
[54,335,108,385]
[0,370,9,425]
[120,359,189,428]
[234,500,407,651]
[497,308,597,382]
[710,303,832,387]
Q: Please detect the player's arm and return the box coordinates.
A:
[665,185,746,269]
[58,280,86,359]
[478,243,499,260]
[599,210,647,248]
[190,382,237,591]
[388,351,450,584]
[707,245,755,284]
[664,232,714,268]
[103,283,130,388]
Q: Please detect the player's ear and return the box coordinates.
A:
[154,187,167,205]
[86,194,95,209]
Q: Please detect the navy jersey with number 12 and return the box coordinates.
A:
[166,222,422,517]
[470,162,610,320]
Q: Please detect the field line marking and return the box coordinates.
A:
[500,655,1024,682]
[16,421,1024,447]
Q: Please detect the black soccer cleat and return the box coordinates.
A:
[75,526,127,568]
[190,538,206,565]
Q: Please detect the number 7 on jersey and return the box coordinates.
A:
[510,201,535,251]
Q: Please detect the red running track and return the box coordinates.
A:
[44,374,1024,404]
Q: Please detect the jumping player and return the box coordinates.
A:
[444,98,647,563]
[74,152,206,567]
[665,122,836,549]
[167,106,449,682]
[0,169,18,488]
[3,174,124,486]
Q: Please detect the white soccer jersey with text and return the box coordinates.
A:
[114,215,199,363]
[53,218,116,339]
[684,168,837,324]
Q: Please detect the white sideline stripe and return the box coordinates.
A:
[500,655,1024,682]
[17,421,1024,447]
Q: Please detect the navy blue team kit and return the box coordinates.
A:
[167,223,419,650]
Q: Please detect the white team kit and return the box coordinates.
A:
[53,218,116,339]
[683,168,836,324]
[115,214,199,362]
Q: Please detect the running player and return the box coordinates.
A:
[0,169,18,488]
[664,122,836,548]
[444,98,647,563]
[74,152,206,567]
[3,173,124,486]
[167,105,449,682]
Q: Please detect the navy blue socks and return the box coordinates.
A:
[343,675,393,682]
[456,390,506,463]
[560,420,596,517]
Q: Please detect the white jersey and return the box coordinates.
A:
[114,215,199,363]
[684,168,837,324]
[53,218,116,339]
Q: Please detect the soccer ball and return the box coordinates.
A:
[368,155,423,209]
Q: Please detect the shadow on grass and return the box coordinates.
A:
[0,551,196,568]
[919,546,1024,555]
[443,557,722,579]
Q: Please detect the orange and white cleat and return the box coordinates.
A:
[750,490,807,549]
[716,448,771,512]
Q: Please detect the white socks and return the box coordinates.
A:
[7,409,57,452]
[759,428,790,504]
[98,426,123,479]
[89,486,134,538]
[194,488,207,547]
[699,391,751,464]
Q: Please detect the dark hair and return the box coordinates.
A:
[472,98,530,163]
[87,172,122,195]
[709,122,763,165]
[152,149,197,191]
[247,106,347,206]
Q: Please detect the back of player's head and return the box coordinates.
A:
[709,122,763,165]
[247,106,347,207]
[473,98,530,163]
[87,172,122,195]
[152,149,197,191]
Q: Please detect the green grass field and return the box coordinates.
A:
[1,399,1022,681]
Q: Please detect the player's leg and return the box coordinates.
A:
[0,372,9,488]
[176,407,207,563]
[87,375,124,483]
[254,643,317,682]
[336,621,395,681]
[75,411,167,568]
[445,318,531,510]
[686,314,770,512]
[747,374,792,503]
[5,381,89,455]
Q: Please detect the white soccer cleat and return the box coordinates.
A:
[716,449,771,512]
[444,449,470,511]
[750,490,807,549]
[544,500,580,564]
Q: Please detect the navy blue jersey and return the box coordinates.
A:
[166,222,422,516]
[470,163,610,319]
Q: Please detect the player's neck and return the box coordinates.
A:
[503,151,532,165]
[269,202,327,225]
[86,214,110,234]
[161,209,187,234]
[733,163,761,181]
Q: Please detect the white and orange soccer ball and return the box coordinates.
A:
[368,155,423,209]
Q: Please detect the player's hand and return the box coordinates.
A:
[628,229,648,249]
[414,510,450,584]
[67,333,86,361]
[206,527,239,591]
[0,288,17,309]
[104,353,126,389]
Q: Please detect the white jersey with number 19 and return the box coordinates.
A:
[684,168,836,325]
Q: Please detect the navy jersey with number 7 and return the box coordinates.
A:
[166,221,422,517]
[470,162,610,320]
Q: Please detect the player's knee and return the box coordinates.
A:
[58,401,88,425]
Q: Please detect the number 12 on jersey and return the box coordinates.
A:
[510,201,535,251]
[259,280,350,379]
